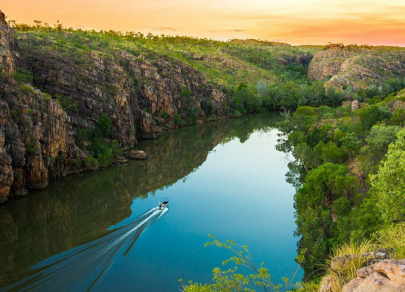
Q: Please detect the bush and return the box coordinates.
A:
[19,84,35,94]
[327,239,375,292]
[12,68,34,83]
[358,105,392,131]
[97,113,112,137]
[159,110,169,118]
[173,114,183,127]
[333,197,351,217]
[374,223,405,259]
[84,155,99,168]
[370,129,405,222]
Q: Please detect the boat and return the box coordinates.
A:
[157,197,169,210]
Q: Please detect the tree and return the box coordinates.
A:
[358,105,391,131]
[97,113,112,137]
[295,163,359,209]
[361,125,400,170]
[181,235,304,292]
[339,133,362,157]
[370,129,405,222]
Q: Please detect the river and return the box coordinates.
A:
[0,113,302,291]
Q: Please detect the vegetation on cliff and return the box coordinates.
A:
[0,15,323,201]
[276,87,405,287]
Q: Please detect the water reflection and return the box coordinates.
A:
[0,113,282,289]
[0,208,168,292]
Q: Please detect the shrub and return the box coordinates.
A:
[97,113,112,137]
[374,223,405,259]
[173,114,183,127]
[327,239,375,292]
[12,68,34,83]
[159,110,169,119]
[370,129,405,222]
[19,84,35,94]
[84,155,99,168]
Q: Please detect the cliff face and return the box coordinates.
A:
[17,32,228,144]
[0,11,24,73]
[308,45,405,91]
[0,11,80,202]
[0,11,229,202]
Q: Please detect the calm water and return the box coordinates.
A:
[0,113,302,291]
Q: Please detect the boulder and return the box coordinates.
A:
[129,150,148,160]
[342,259,405,292]
[115,156,128,164]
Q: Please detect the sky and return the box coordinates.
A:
[2,0,405,45]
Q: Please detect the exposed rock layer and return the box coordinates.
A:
[0,10,228,202]
[343,259,405,292]
[308,45,405,91]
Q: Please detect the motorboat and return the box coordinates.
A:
[157,197,169,210]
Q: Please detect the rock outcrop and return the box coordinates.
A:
[0,10,230,202]
[342,259,405,292]
[308,44,405,91]
[129,150,148,160]
[0,10,24,73]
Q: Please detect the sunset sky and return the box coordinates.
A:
[3,0,405,45]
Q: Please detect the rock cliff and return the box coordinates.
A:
[0,10,229,202]
[308,44,405,91]
[0,11,80,202]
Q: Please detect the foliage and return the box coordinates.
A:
[374,223,405,259]
[369,128,405,222]
[327,239,375,292]
[55,95,79,113]
[173,113,183,127]
[296,163,359,208]
[159,110,169,119]
[97,113,112,137]
[181,235,304,292]
[360,125,400,174]
[84,155,99,168]
[12,68,34,83]
[276,97,405,279]
[358,105,391,131]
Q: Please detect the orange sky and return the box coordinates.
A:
[2,0,405,45]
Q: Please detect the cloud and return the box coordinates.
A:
[153,26,178,32]
[208,29,244,33]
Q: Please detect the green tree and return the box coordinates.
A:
[358,105,391,131]
[339,133,362,157]
[295,163,359,209]
[370,129,405,222]
[391,108,405,126]
[97,113,112,137]
[360,125,400,172]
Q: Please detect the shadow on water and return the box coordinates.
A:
[0,112,283,289]
[0,207,168,292]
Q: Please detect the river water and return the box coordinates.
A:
[0,113,302,291]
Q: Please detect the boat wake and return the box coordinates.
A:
[0,207,168,292]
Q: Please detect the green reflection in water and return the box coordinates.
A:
[0,113,283,289]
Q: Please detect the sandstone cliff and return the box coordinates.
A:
[0,10,230,202]
[0,11,81,202]
[308,44,405,91]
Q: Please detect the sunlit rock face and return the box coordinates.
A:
[0,9,84,200]
[0,9,231,202]
[342,259,405,292]
[308,44,405,91]
[0,10,24,73]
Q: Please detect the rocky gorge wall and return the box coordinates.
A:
[0,10,228,203]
